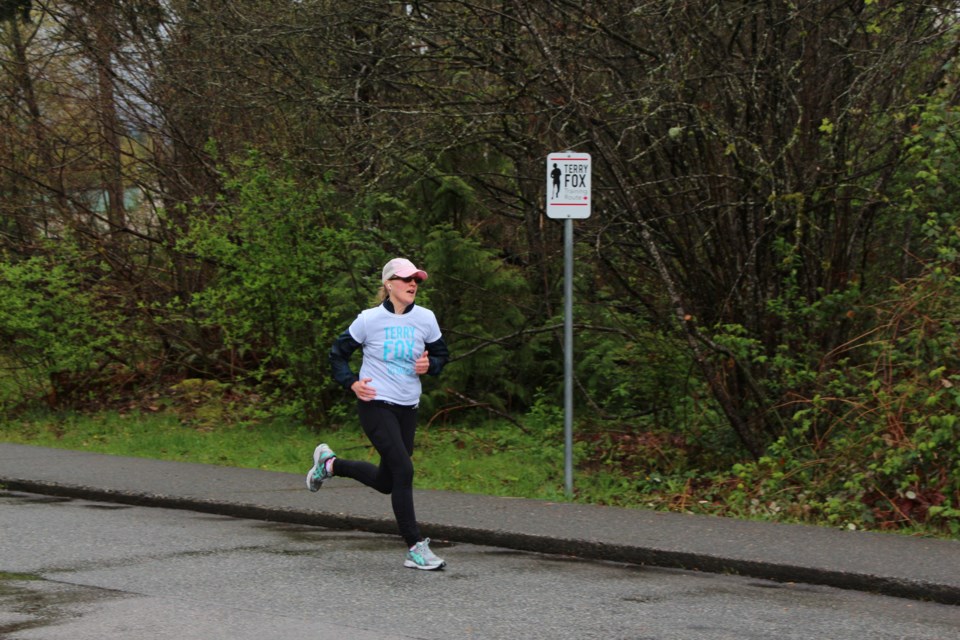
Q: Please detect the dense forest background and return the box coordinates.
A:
[2,0,960,534]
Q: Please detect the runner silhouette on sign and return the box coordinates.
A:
[551,163,561,198]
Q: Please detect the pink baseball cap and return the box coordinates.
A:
[382,258,428,282]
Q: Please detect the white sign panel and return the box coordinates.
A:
[546,152,592,219]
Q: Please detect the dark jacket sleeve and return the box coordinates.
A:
[329,330,362,389]
[424,335,450,377]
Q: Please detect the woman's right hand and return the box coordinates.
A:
[351,378,376,402]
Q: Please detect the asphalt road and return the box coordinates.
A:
[3,491,960,640]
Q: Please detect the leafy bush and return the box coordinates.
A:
[0,243,128,403]
[723,264,960,535]
[177,152,375,425]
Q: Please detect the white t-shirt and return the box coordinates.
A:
[348,304,443,406]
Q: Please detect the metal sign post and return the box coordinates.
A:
[546,151,592,497]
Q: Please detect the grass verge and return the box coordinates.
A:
[0,407,571,502]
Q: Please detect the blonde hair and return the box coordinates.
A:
[375,284,388,304]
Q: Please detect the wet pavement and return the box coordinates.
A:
[1,443,959,605]
[4,490,960,640]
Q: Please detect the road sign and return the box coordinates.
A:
[545,150,593,497]
[546,152,592,219]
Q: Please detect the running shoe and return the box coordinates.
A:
[305,443,336,492]
[404,538,445,570]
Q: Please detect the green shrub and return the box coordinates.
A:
[0,243,127,403]
[177,151,375,425]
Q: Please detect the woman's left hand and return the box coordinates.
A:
[414,350,430,375]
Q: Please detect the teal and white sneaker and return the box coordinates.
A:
[404,538,445,570]
[418,538,445,568]
[305,443,336,492]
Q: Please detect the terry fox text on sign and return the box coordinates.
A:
[546,152,592,219]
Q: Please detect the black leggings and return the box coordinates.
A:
[333,400,421,547]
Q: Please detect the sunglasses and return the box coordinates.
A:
[390,275,423,284]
